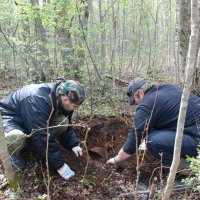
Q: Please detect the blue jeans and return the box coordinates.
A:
[146,130,200,165]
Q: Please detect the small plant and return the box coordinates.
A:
[80,178,96,187]
[101,178,109,188]
[38,193,47,200]
[183,147,200,192]
[90,171,97,180]
[33,177,40,184]
[13,184,23,198]
[15,168,22,174]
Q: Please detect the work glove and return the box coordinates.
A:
[106,156,120,165]
[139,139,147,150]
[5,129,27,154]
[72,146,83,157]
[57,163,75,180]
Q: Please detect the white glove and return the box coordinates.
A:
[106,156,120,165]
[139,139,147,150]
[57,163,75,180]
[5,129,26,139]
[5,129,27,154]
[72,146,83,157]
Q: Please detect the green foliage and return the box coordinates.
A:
[90,171,97,180]
[183,147,200,192]
[80,178,96,188]
[0,0,178,113]
[38,194,47,200]
[80,171,98,188]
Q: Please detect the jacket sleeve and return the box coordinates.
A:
[123,104,155,155]
[58,111,80,150]
[59,128,80,150]
[20,95,65,169]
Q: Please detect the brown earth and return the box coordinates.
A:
[1,116,197,199]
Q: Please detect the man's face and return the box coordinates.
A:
[133,89,145,105]
[59,95,79,111]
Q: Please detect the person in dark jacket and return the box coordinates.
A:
[107,77,200,173]
[0,80,85,180]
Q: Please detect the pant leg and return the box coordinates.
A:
[28,115,70,170]
[5,129,27,155]
[146,130,199,165]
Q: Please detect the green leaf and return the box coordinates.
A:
[80,178,90,187]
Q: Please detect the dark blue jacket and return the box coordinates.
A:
[0,83,79,169]
[123,84,200,155]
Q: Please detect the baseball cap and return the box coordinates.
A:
[57,80,85,105]
[127,77,147,106]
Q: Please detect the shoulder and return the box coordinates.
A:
[21,83,56,105]
[159,83,182,91]
[28,83,55,95]
[21,83,55,98]
[145,83,182,100]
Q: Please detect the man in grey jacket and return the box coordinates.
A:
[0,80,85,180]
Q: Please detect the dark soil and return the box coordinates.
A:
[0,116,198,199]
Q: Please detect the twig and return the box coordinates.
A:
[148,166,170,188]
[134,126,140,199]
[149,177,157,199]
[30,123,87,137]
[106,171,115,181]
[134,85,160,199]
[45,90,54,200]
[82,126,90,178]
[81,125,91,200]
[160,153,164,198]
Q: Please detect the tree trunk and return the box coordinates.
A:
[163,1,199,199]
[179,0,191,80]
[75,0,90,81]
[99,0,106,72]
[54,0,75,80]
[194,44,200,94]
[110,0,117,96]
[175,0,181,83]
[194,36,200,94]
[34,0,51,82]
[58,25,74,79]
[20,20,37,80]
[0,115,16,189]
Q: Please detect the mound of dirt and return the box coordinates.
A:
[2,115,184,200]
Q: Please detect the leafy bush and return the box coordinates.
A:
[183,147,200,192]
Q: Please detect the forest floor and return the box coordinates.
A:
[0,115,199,199]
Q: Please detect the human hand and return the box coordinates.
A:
[57,163,75,180]
[72,146,83,157]
[106,156,120,165]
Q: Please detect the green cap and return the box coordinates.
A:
[57,80,85,105]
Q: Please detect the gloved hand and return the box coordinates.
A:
[72,146,83,157]
[106,156,120,165]
[5,129,27,154]
[57,163,75,180]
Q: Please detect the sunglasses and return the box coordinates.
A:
[126,91,132,97]
[127,91,136,105]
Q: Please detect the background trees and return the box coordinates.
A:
[0,0,199,112]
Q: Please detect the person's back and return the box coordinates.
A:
[0,83,56,133]
[138,83,200,137]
